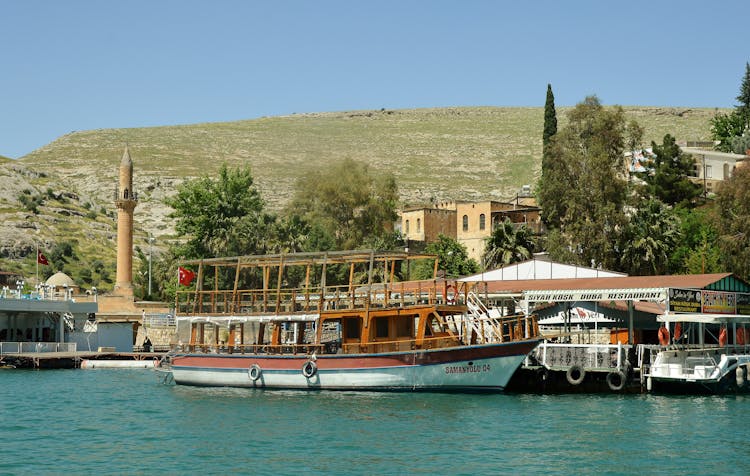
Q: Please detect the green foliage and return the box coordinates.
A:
[737,62,750,119]
[17,189,44,214]
[728,131,750,155]
[669,207,721,274]
[618,199,681,275]
[538,96,630,269]
[542,84,557,153]
[714,165,750,280]
[711,64,750,152]
[639,134,703,208]
[166,163,269,259]
[710,110,747,152]
[289,158,399,251]
[482,219,535,270]
[409,234,478,280]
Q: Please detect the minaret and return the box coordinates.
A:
[114,146,138,295]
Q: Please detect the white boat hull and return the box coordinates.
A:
[170,340,538,392]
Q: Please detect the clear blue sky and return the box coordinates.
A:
[2,0,748,159]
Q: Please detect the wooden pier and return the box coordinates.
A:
[0,350,166,369]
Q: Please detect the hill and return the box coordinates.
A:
[1,106,720,286]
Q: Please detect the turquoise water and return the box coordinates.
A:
[0,369,748,475]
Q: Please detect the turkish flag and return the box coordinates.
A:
[37,250,49,265]
[178,266,195,286]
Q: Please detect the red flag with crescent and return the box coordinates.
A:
[37,250,49,265]
[178,267,195,286]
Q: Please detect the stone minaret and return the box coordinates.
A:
[114,147,138,295]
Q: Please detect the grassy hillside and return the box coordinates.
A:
[1,106,720,287]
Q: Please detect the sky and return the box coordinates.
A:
[1,0,748,159]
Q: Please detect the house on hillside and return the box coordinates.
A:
[399,195,543,262]
[680,147,748,196]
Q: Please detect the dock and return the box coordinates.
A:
[0,350,166,369]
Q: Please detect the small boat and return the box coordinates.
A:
[167,251,540,392]
[645,313,750,394]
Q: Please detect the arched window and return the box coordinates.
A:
[416,218,421,233]
[479,214,486,230]
[462,215,469,232]
[405,220,410,234]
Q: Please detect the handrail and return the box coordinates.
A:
[175,282,459,316]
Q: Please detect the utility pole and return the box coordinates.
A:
[148,233,154,297]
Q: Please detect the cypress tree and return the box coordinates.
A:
[737,62,750,128]
[543,84,558,153]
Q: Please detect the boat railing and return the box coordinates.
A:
[176,281,449,316]
[0,341,77,355]
[532,341,630,371]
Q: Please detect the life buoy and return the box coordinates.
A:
[737,327,746,346]
[445,284,456,304]
[606,370,627,391]
[248,364,262,381]
[673,322,682,342]
[566,365,586,385]
[719,327,728,347]
[302,360,317,378]
[658,326,670,346]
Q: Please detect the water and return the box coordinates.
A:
[1,369,748,475]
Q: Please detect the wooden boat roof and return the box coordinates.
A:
[180,250,437,268]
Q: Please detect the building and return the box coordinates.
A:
[680,147,748,195]
[400,196,542,262]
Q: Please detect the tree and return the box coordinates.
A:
[537,96,630,269]
[482,219,534,270]
[619,199,681,275]
[710,110,747,152]
[737,62,750,122]
[289,158,399,250]
[409,234,478,280]
[711,63,750,151]
[639,134,703,208]
[166,164,270,259]
[542,84,557,155]
[714,165,750,280]
[669,206,722,274]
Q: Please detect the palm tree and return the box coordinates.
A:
[619,199,681,275]
[482,219,535,270]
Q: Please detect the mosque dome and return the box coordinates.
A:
[45,271,77,288]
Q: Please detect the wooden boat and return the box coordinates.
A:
[166,251,540,392]
[645,313,750,394]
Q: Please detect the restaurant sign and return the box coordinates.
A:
[667,288,702,313]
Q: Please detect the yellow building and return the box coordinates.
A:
[400,198,542,262]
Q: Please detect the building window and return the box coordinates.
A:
[405,220,410,234]
[479,214,486,230]
[462,215,468,232]
[705,165,712,179]
[417,218,421,233]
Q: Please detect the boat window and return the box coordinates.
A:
[395,317,412,338]
[343,318,361,340]
[374,317,389,338]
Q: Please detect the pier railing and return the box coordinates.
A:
[0,342,77,354]
[532,342,630,372]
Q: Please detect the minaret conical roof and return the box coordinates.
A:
[121,146,133,167]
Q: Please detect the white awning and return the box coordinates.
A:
[657,314,750,324]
